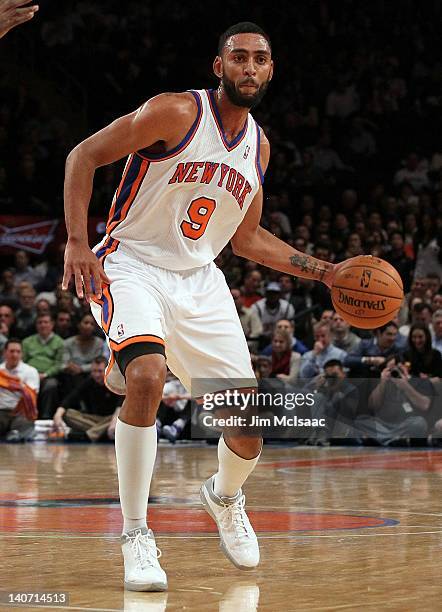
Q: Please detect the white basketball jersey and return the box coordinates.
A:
[96,89,264,271]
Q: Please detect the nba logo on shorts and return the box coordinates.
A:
[117,323,125,337]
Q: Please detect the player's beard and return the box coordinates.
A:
[221,74,270,109]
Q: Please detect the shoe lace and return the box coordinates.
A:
[129,530,162,570]
[218,494,249,539]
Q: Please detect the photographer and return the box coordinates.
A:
[353,357,430,446]
[304,359,359,444]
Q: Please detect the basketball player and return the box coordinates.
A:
[63,22,342,591]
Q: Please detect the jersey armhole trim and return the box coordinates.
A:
[255,121,265,185]
[136,90,203,162]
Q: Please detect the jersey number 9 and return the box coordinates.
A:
[180,197,216,240]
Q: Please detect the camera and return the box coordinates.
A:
[390,367,401,378]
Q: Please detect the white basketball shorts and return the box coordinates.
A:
[90,244,255,396]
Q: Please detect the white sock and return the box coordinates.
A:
[214,436,261,498]
[115,418,157,534]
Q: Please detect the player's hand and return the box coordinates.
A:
[62,238,111,301]
[0,0,38,39]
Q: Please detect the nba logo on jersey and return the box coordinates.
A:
[243,145,250,159]
[117,323,125,337]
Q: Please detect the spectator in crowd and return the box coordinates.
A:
[266,330,301,385]
[157,373,190,443]
[255,355,272,380]
[261,319,308,356]
[56,289,80,318]
[300,322,347,379]
[13,250,40,287]
[432,310,442,353]
[36,298,52,318]
[394,153,429,193]
[319,310,335,324]
[398,277,428,326]
[0,303,17,345]
[345,322,404,374]
[399,302,433,337]
[304,359,359,444]
[0,338,39,442]
[425,273,441,299]
[22,314,64,418]
[62,313,104,378]
[14,284,37,339]
[432,293,442,313]
[252,282,295,344]
[230,288,263,353]
[278,274,295,303]
[330,312,361,353]
[385,232,414,292]
[0,268,19,308]
[413,213,442,279]
[354,358,430,446]
[240,270,263,307]
[53,357,121,442]
[54,309,75,339]
[404,323,442,379]
[326,76,360,119]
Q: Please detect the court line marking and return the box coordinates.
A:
[1,529,442,540]
[249,505,442,517]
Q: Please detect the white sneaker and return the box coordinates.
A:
[121,527,168,591]
[200,476,259,570]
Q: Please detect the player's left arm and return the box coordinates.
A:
[231,131,339,288]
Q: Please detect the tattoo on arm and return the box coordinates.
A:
[290,254,330,281]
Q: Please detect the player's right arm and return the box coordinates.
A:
[63,92,197,300]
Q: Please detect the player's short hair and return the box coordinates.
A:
[218,22,271,55]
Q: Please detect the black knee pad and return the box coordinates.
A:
[114,341,165,376]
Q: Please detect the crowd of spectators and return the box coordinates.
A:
[1,1,442,444]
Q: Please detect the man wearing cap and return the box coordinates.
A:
[251,282,295,344]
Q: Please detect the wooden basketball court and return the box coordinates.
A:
[1,442,442,611]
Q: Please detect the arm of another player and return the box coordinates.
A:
[63,92,197,301]
[231,132,341,288]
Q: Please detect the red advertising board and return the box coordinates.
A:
[0,216,106,255]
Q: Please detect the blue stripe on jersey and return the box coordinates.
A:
[95,236,115,260]
[255,121,265,184]
[109,155,143,225]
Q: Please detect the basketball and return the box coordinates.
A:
[330,255,404,329]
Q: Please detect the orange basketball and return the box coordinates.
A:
[330,255,404,329]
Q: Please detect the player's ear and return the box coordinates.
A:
[213,56,223,78]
